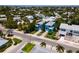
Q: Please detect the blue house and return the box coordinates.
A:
[45,22,55,32]
[35,21,44,31]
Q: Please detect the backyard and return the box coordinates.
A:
[22,43,35,53]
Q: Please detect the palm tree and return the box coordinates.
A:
[56,44,64,53]
[40,42,46,48]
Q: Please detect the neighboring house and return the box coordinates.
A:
[45,22,55,32]
[35,14,45,19]
[26,15,34,23]
[59,23,79,36]
[35,21,44,31]
[42,16,56,22]
[0,37,8,47]
[0,15,7,21]
[13,15,21,22]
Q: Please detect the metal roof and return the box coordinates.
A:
[60,23,79,32]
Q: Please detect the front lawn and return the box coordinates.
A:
[46,32,58,40]
[30,30,37,34]
[13,38,22,45]
[22,43,35,53]
[37,31,44,36]
[0,39,13,52]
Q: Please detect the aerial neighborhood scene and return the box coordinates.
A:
[0,6,79,53]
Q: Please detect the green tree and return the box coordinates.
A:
[5,19,17,29]
[56,45,64,53]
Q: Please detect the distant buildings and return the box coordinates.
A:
[59,23,79,36]
[0,15,7,21]
[26,15,34,23]
[42,16,56,22]
[13,15,21,22]
[35,14,45,19]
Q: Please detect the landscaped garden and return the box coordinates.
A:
[13,38,22,45]
[45,31,58,40]
[37,31,44,36]
[22,43,35,53]
[30,30,37,34]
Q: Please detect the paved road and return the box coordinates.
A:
[1,24,79,53]
[13,31,79,53]
[13,31,57,46]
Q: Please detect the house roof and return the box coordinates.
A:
[0,38,8,46]
[35,14,45,18]
[45,22,55,26]
[60,23,79,31]
[13,16,21,19]
[42,16,56,22]
[0,15,6,17]
[26,15,34,20]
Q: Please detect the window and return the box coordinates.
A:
[74,31,79,34]
[60,28,66,31]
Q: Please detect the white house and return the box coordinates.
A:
[13,15,21,22]
[26,15,34,23]
[35,14,45,19]
[42,16,56,22]
[59,23,79,36]
[0,15,7,21]
[0,37,8,46]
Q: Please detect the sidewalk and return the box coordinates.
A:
[41,32,48,37]
[57,37,79,49]
[34,30,42,35]
[27,34,57,43]
[14,30,57,43]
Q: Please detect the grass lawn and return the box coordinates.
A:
[46,32,58,40]
[37,31,44,36]
[0,39,13,52]
[22,43,35,53]
[30,30,37,34]
[13,38,22,45]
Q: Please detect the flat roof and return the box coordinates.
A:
[0,38,8,46]
[60,23,79,31]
